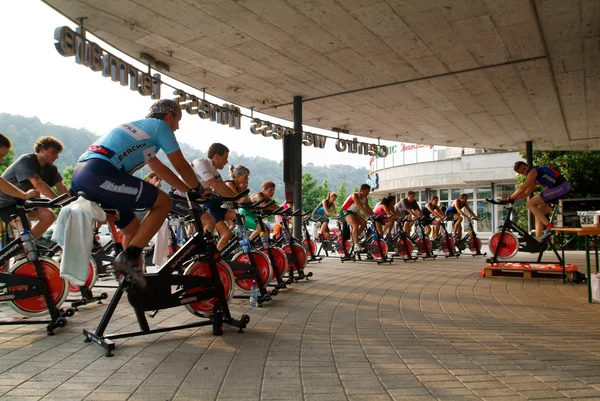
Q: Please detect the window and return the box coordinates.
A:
[420,190,427,206]
[495,184,518,225]
[476,188,492,232]
[451,188,461,200]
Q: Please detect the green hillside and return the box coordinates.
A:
[0,113,369,202]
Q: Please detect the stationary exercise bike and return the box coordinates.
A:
[430,216,459,258]
[335,218,356,262]
[0,194,75,334]
[301,217,322,263]
[83,190,250,357]
[454,216,486,257]
[384,218,416,262]
[486,198,561,264]
[411,217,436,259]
[272,208,312,282]
[354,215,393,264]
[219,199,276,306]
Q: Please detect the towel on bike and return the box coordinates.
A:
[152,219,169,266]
[52,197,106,285]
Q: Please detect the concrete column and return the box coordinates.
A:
[293,96,303,239]
[526,141,534,232]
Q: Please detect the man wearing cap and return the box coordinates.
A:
[70,99,201,288]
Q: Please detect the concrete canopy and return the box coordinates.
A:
[43,0,600,151]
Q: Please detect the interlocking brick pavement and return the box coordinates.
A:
[0,251,599,400]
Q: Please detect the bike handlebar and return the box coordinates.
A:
[188,188,250,203]
[486,198,514,206]
[21,193,73,209]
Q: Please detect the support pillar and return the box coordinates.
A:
[526,141,534,233]
[283,96,303,240]
[293,96,303,239]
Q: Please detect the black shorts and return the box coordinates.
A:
[71,158,159,229]
[0,204,17,224]
[312,213,329,223]
[204,199,229,223]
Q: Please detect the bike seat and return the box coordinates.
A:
[77,192,119,216]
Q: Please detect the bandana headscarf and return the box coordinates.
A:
[146,99,182,119]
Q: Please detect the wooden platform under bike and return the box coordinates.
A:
[481,262,578,280]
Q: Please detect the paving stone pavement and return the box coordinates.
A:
[0,251,599,401]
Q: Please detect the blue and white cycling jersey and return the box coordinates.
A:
[79,118,180,174]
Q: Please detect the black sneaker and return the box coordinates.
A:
[572,270,587,284]
[113,251,147,289]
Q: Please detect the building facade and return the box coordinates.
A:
[369,144,523,236]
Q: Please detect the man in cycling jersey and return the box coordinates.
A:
[395,191,422,235]
[180,143,237,251]
[507,161,571,239]
[341,184,374,252]
[445,193,476,238]
[0,136,69,238]
[70,99,201,288]
[0,133,40,204]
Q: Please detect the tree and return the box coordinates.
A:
[320,179,331,200]
[517,150,600,248]
[524,150,600,198]
[0,148,15,175]
[301,172,322,213]
[62,166,74,190]
[337,182,349,211]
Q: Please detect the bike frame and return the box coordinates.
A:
[0,195,74,334]
[487,200,562,265]
[83,192,249,356]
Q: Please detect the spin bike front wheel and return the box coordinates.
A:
[396,239,413,258]
[231,250,273,292]
[336,239,351,255]
[8,257,69,317]
[468,237,482,254]
[302,239,317,257]
[183,260,235,317]
[488,232,519,259]
[67,258,99,298]
[261,247,289,284]
[282,243,308,271]
[415,238,432,256]
[440,237,455,256]
[370,239,388,259]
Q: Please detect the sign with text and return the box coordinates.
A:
[53,26,389,157]
[54,26,161,99]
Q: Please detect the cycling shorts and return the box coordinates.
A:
[204,199,229,223]
[70,158,159,229]
[312,213,329,223]
[540,181,572,203]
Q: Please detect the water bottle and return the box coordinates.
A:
[260,231,270,249]
[236,222,251,253]
[373,228,380,241]
[20,229,38,262]
[249,280,258,307]
[283,226,291,242]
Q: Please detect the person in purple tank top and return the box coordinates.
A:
[506,161,571,240]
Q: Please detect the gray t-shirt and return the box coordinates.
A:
[0,153,62,208]
[395,198,419,215]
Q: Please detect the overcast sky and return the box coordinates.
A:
[0,0,400,169]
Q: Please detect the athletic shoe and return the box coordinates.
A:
[541,228,554,241]
[113,251,147,289]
